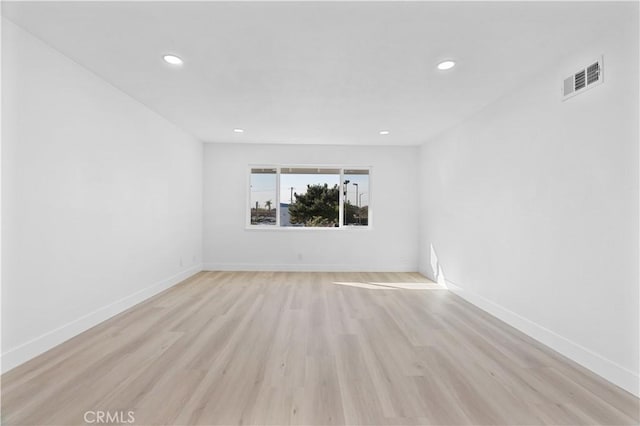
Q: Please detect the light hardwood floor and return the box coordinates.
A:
[2,271,638,425]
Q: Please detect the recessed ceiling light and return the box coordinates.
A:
[163,54,183,65]
[379,130,390,135]
[437,60,456,70]
[233,128,244,133]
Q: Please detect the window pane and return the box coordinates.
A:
[343,169,369,226]
[280,169,340,227]
[250,168,277,225]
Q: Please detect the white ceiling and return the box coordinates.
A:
[2,1,634,145]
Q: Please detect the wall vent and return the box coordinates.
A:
[561,56,603,101]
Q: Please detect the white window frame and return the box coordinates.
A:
[246,164,372,231]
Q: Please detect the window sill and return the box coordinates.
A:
[245,225,372,232]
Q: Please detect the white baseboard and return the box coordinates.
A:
[203,262,417,273]
[446,279,640,397]
[1,264,203,374]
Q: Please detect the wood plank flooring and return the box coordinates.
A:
[2,271,638,425]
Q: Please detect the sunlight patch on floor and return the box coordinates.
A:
[331,281,446,290]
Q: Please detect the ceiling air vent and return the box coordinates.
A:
[562,56,604,101]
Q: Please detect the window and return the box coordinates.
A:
[343,169,369,226]
[248,166,371,229]
[249,168,277,225]
[280,168,340,227]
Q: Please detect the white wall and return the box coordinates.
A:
[1,19,203,372]
[419,16,639,395]
[203,143,418,271]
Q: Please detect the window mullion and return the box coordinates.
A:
[339,168,344,228]
[276,167,281,227]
